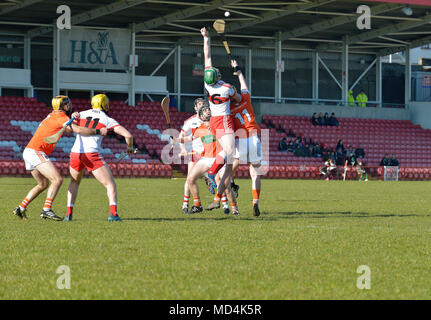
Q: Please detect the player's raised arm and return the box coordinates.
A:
[113,125,134,154]
[201,27,212,68]
[231,59,248,92]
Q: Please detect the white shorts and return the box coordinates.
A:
[198,157,216,169]
[23,148,49,171]
[234,135,262,164]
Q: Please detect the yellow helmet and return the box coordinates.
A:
[52,95,71,111]
[91,94,109,112]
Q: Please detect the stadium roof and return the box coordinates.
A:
[1,0,431,56]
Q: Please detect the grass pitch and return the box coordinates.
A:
[1,177,431,300]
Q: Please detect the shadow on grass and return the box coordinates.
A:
[124,216,258,222]
[275,211,424,219]
[123,211,426,223]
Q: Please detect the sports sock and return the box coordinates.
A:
[252,189,260,205]
[19,198,30,211]
[43,198,53,211]
[208,154,226,176]
[183,195,190,208]
[110,203,118,216]
[67,204,74,216]
[221,195,228,208]
[193,197,201,207]
[214,193,222,203]
[231,202,238,212]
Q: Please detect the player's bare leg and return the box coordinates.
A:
[13,169,49,219]
[186,161,209,214]
[183,160,196,214]
[64,167,84,221]
[207,163,239,215]
[36,161,64,221]
[211,133,235,202]
[205,170,230,214]
[91,164,121,221]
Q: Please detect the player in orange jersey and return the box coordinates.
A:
[205,59,262,217]
[177,98,205,214]
[12,96,107,221]
[173,105,239,215]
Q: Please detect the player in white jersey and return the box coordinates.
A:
[64,94,134,222]
[178,98,205,214]
[200,27,241,208]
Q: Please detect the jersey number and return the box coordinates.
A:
[235,109,252,125]
[208,93,223,105]
[84,117,100,129]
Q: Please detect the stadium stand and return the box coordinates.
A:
[2,96,431,181]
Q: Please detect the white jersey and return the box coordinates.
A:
[71,109,120,154]
[204,80,236,116]
[181,114,204,153]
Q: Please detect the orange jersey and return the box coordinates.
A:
[230,90,260,137]
[193,123,218,158]
[26,111,70,156]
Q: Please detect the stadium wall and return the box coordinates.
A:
[410,102,431,130]
[254,103,410,122]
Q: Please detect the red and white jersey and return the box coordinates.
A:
[204,79,236,117]
[71,109,120,154]
[181,114,204,153]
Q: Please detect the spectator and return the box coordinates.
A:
[348,90,356,107]
[389,154,399,167]
[380,154,390,166]
[278,137,288,152]
[292,137,302,151]
[345,145,356,165]
[356,89,368,107]
[318,112,325,126]
[329,112,339,126]
[335,139,345,165]
[313,143,323,158]
[355,144,365,159]
[323,112,330,126]
[311,112,319,126]
[286,139,294,152]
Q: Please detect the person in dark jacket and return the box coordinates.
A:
[355,144,365,159]
[380,154,390,166]
[329,113,339,126]
[279,137,288,152]
[389,154,399,166]
[335,139,345,165]
[311,112,319,126]
[323,112,330,126]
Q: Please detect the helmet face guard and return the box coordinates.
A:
[204,67,221,85]
[194,98,208,113]
[91,94,109,113]
[52,96,73,117]
[198,105,211,122]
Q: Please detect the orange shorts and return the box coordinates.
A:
[70,152,105,172]
[210,115,234,138]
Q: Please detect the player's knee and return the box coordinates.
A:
[106,180,116,191]
[186,176,194,186]
[51,175,63,187]
[39,180,49,190]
